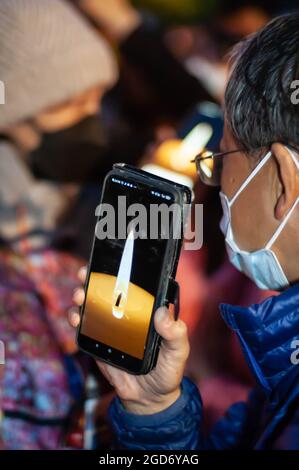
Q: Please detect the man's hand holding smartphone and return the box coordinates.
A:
[70,267,190,415]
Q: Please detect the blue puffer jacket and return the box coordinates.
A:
[109,283,299,449]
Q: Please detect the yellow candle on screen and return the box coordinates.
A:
[81,272,155,360]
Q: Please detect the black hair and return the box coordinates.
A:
[225,13,299,154]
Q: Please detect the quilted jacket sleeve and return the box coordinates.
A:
[108,377,265,450]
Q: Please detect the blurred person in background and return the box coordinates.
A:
[73,0,215,130]
[0,0,118,248]
[0,0,120,449]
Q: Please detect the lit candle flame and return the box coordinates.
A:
[178,123,213,168]
[112,228,135,319]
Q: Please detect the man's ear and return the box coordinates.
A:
[271,143,299,220]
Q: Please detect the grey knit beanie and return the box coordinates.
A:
[0,0,118,129]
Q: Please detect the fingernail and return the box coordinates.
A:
[68,306,78,316]
[73,288,80,300]
[156,308,170,325]
[78,266,86,279]
[68,307,79,327]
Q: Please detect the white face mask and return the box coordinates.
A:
[220,147,299,291]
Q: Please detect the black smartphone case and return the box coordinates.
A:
[78,163,192,375]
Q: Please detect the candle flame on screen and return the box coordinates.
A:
[112,228,135,319]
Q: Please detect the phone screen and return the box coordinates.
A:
[79,175,176,364]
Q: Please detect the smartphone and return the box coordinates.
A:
[77,164,192,374]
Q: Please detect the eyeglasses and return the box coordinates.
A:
[191,148,242,186]
[192,143,299,187]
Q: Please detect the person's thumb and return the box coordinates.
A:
[154,306,189,355]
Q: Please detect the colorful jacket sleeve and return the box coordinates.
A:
[108,377,265,450]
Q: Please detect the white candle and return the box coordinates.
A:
[112,228,135,319]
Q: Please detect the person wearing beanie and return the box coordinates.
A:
[0,0,119,248]
[0,0,118,131]
[0,0,119,450]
